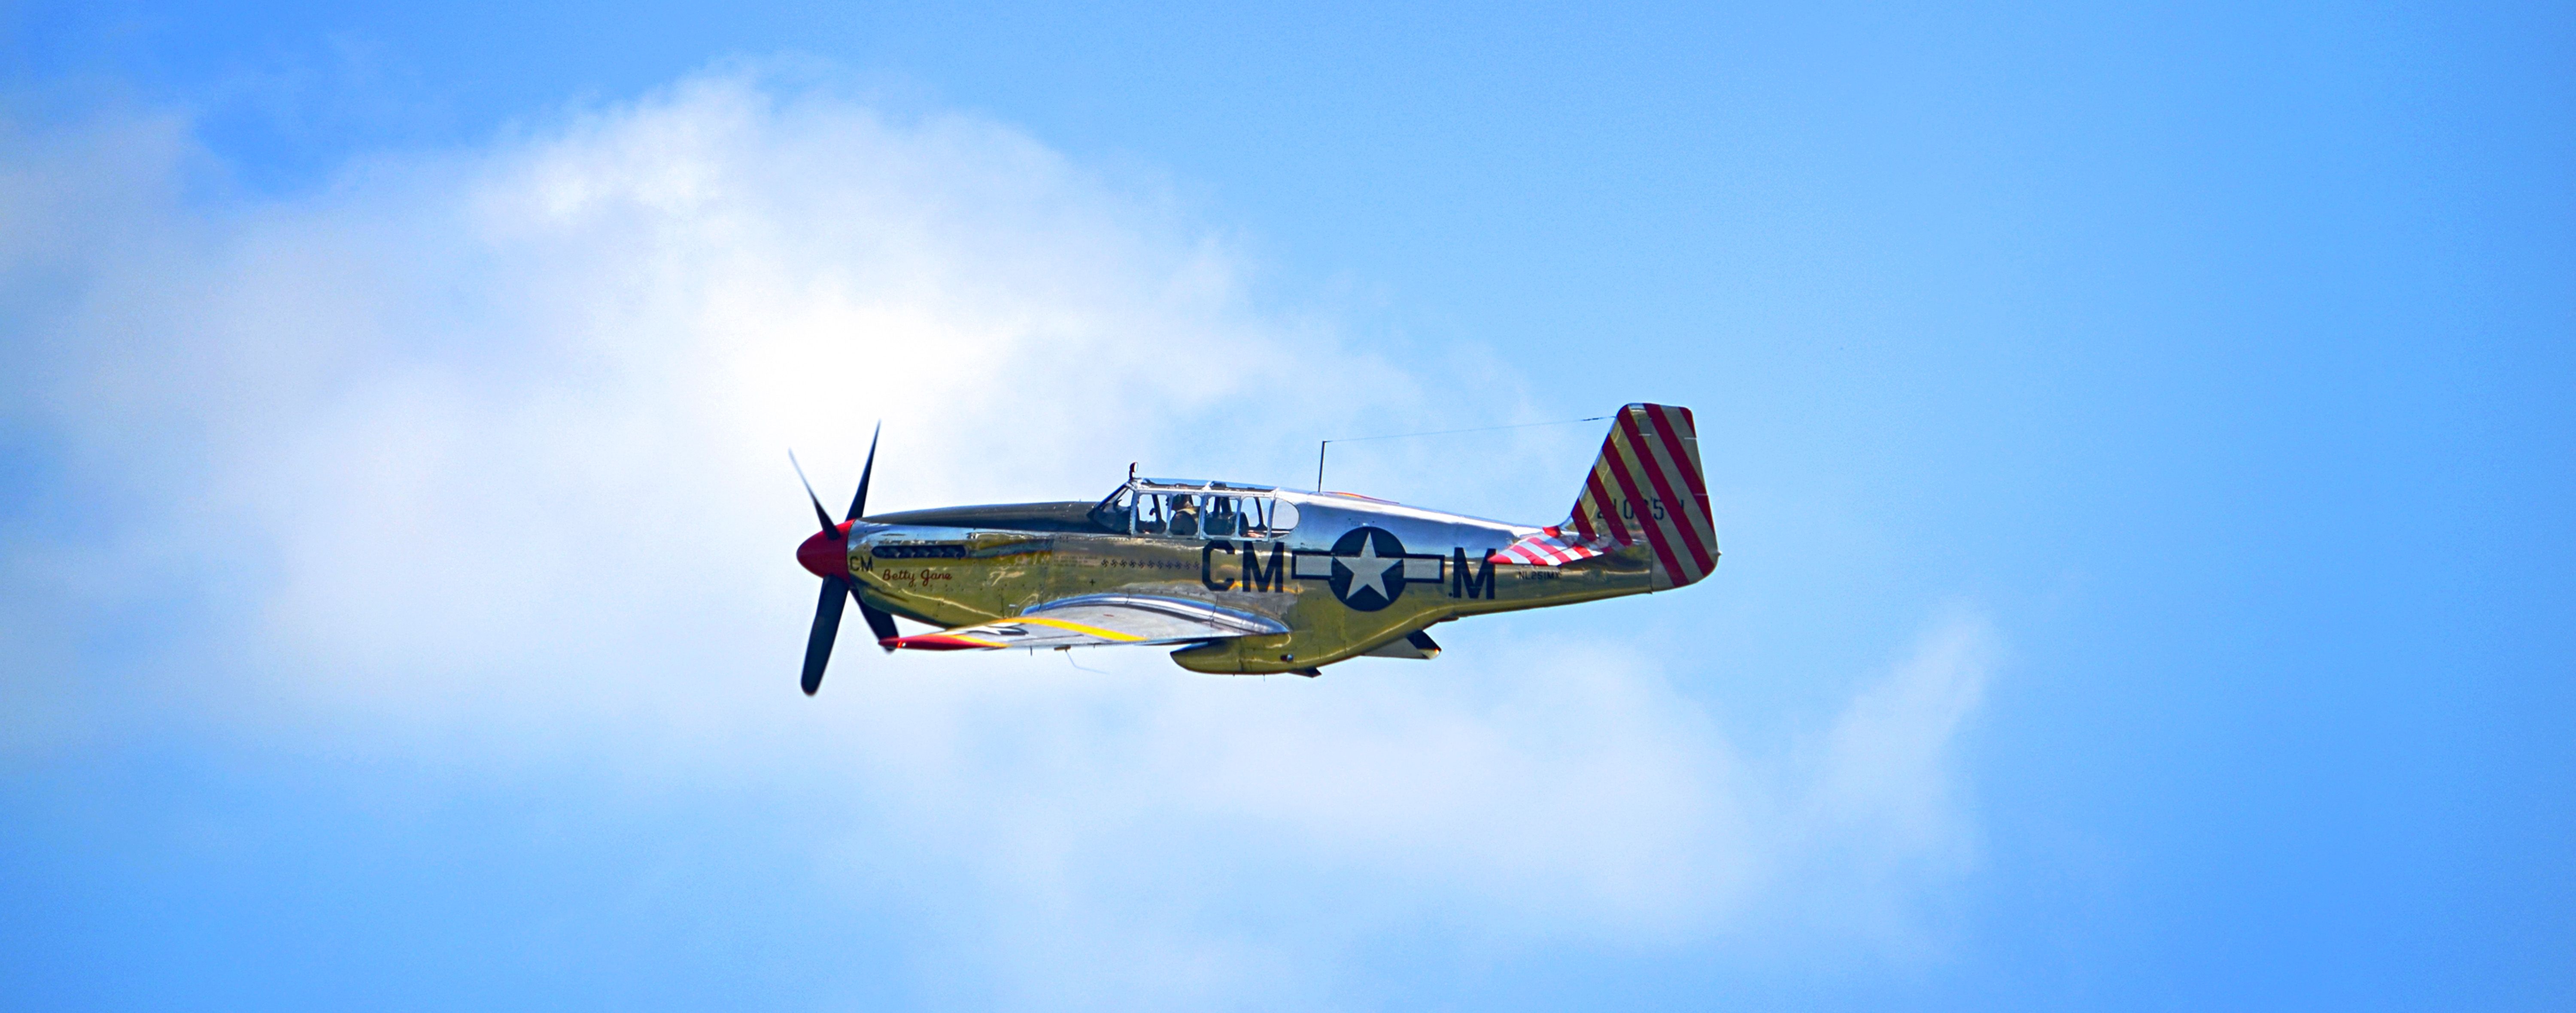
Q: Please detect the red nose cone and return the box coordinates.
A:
[797,525,851,579]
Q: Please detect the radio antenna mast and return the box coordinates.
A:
[1312,416,1608,491]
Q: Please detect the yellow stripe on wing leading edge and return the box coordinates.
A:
[1014,616,1148,642]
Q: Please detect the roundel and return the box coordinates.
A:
[1327,526,1408,612]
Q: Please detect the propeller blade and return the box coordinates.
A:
[788,450,838,537]
[802,576,849,695]
[856,592,899,652]
[845,422,881,522]
[795,426,885,693]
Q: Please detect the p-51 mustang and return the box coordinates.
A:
[790,403,1719,694]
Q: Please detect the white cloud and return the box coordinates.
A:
[2,70,1996,1005]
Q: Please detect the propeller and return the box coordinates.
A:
[791,423,898,696]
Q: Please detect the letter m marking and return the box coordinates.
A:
[1451,548,1495,600]
[1243,543,1287,592]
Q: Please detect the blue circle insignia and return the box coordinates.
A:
[1327,527,1408,612]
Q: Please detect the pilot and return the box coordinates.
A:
[1205,496,1237,537]
[1168,494,1200,537]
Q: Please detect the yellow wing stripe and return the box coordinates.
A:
[1013,616,1148,642]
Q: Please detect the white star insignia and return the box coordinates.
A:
[1337,537,1397,601]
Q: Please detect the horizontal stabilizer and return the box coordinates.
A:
[1492,526,1613,567]
[1500,403,1719,588]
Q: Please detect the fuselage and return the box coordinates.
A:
[796,484,1663,674]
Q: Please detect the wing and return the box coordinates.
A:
[881,593,1289,651]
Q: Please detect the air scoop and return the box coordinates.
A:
[796,525,851,580]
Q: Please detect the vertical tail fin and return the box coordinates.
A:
[1493,403,1720,588]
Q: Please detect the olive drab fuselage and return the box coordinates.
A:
[841,482,1665,674]
[790,403,1715,689]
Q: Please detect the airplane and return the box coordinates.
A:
[790,403,1719,694]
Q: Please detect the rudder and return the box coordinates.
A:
[1493,403,1720,588]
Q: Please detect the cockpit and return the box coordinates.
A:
[1088,478,1300,540]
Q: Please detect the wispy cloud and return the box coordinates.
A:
[2,69,1998,1005]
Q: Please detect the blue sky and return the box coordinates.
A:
[3,2,2570,1010]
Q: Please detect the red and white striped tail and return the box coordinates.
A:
[1491,403,1720,588]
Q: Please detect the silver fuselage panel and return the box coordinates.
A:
[845,479,1658,673]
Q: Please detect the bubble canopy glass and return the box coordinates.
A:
[1089,478,1299,538]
